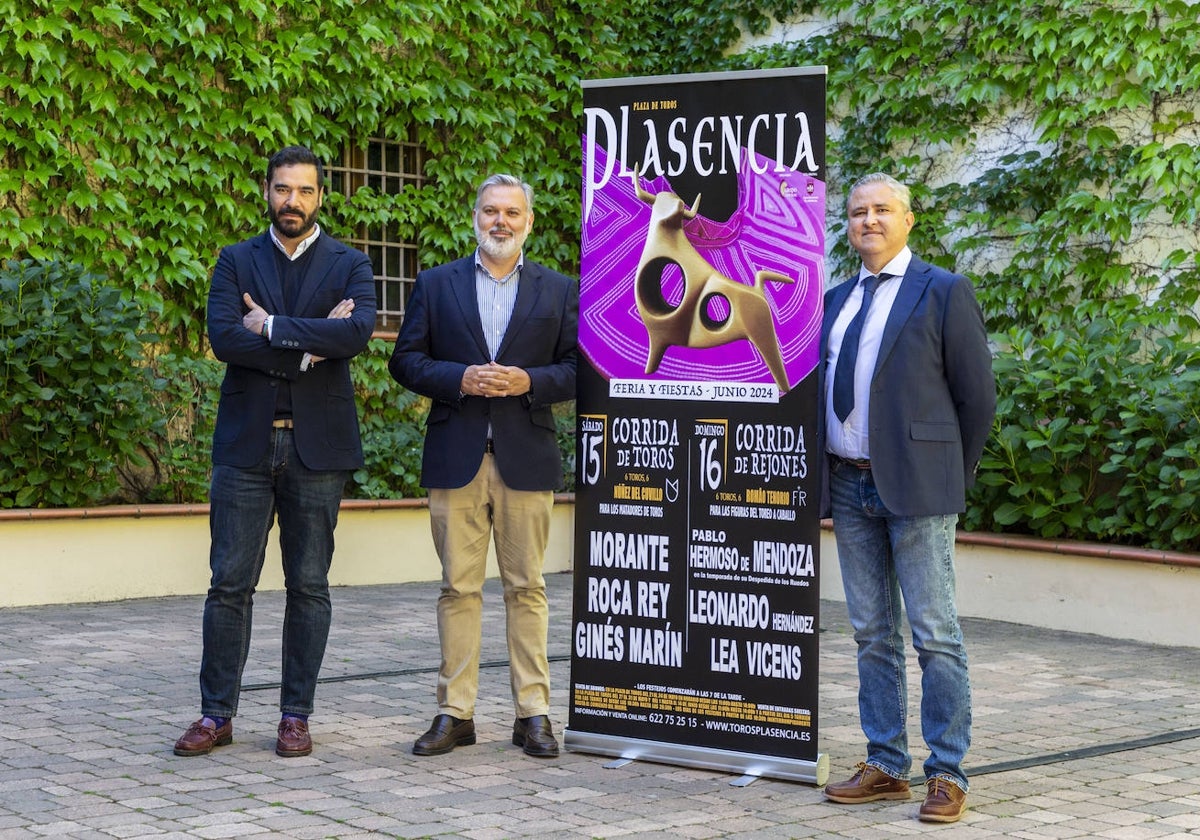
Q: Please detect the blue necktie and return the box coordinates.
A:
[833,274,885,423]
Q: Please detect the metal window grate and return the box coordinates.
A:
[327,133,424,333]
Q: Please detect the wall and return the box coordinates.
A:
[819,531,1200,648]
[1,498,575,607]
[4,501,1198,648]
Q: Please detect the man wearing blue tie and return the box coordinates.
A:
[821,173,996,823]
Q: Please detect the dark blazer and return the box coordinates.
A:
[389,255,578,492]
[206,230,376,471]
[821,256,996,517]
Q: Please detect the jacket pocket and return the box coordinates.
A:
[427,402,452,426]
[910,420,959,442]
[326,393,358,451]
[530,406,557,433]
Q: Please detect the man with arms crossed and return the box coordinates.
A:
[174,145,375,759]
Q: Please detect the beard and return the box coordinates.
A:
[269,203,319,239]
[476,224,527,262]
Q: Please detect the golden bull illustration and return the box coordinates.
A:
[631,168,794,392]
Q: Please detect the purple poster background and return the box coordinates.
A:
[567,68,829,784]
[580,141,825,388]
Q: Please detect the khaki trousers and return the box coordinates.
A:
[428,454,553,719]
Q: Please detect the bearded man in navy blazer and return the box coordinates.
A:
[390,174,577,759]
[821,173,995,823]
[174,146,376,760]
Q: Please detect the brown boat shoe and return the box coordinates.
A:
[824,762,911,803]
[919,777,968,822]
[173,717,233,757]
[275,716,312,757]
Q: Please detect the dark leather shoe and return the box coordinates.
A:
[919,777,967,822]
[173,717,232,756]
[824,762,911,803]
[512,715,559,758]
[413,714,476,756]
[275,717,312,757]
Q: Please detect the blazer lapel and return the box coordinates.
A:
[821,279,856,360]
[448,258,491,359]
[250,232,286,313]
[874,259,932,376]
[496,264,541,360]
[290,234,335,315]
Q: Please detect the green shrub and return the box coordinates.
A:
[128,351,223,504]
[968,310,1200,551]
[740,0,1200,551]
[555,401,577,493]
[0,258,164,508]
[350,338,428,500]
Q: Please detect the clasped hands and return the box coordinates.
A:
[242,292,355,364]
[461,361,530,399]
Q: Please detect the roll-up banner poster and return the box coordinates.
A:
[567,66,829,785]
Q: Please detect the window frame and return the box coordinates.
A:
[326,132,425,335]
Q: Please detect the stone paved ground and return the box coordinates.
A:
[2,571,1199,839]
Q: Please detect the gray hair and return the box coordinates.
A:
[849,172,911,214]
[475,174,534,212]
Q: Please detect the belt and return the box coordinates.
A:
[830,453,871,470]
[272,418,295,429]
[484,439,494,453]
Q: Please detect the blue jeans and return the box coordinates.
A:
[200,429,347,718]
[829,460,971,790]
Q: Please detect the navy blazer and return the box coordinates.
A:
[821,256,996,517]
[389,255,578,492]
[206,230,376,471]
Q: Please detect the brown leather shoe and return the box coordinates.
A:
[173,717,232,756]
[824,762,911,803]
[413,714,476,756]
[275,717,312,757]
[919,777,967,822]
[512,715,559,758]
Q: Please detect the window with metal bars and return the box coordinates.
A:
[326,133,424,334]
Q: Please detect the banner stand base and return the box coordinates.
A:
[565,729,829,787]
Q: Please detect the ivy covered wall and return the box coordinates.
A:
[1,0,1198,549]
[730,0,1200,548]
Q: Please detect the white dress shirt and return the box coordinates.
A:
[826,246,912,460]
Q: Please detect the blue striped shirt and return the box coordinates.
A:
[474,250,522,360]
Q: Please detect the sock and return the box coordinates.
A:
[202,716,228,729]
[281,713,308,723]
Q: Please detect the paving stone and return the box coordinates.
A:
[2,574,1199,838]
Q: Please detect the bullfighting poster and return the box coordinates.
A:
[566,67,829,785]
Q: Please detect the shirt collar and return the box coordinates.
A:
[859,245,912,282]
[474,248,524,282]
[270,223,321,261]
